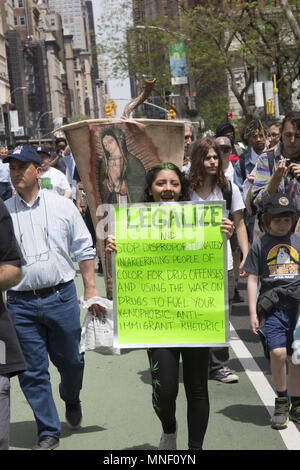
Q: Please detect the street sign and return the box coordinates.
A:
[14,126,24,136]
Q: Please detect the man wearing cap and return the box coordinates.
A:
[215,122,244,157]
[37,145,72,198]
[3,145,106,450]
[244,192,300,430]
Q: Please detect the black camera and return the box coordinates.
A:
[285,158,300,182]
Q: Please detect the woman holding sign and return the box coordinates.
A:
[107,162,234,450]
[189,137,249,383]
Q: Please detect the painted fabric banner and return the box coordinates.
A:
[58,118,185,300]
[112,201,229,349]
[169,41,188,85]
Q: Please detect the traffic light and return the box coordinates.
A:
[112,102,117,114]
[169,106,176,119]
[266,99,274,116]
[105,103,112,116]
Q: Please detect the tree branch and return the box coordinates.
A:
[280,0,300,40]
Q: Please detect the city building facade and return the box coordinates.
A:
[0,0,108,145]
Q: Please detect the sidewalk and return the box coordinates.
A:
[8,268,289,450]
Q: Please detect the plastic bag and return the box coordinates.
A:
[292,319,300,365]
[79,296,120,355]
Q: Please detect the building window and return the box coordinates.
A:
[18,0,24,7]
[257,69,269,82]
[14,16,18,25]
[20,16,25,25]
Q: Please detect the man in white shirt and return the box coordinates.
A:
[4,145,105,450]
[37,146,72,198]
[0,146,13,201]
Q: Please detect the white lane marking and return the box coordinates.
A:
[230,323,300,450]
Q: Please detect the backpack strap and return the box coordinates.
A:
[268,149,275,175]
[221,179,232,212]
[239,152,246,182]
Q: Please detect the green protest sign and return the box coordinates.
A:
[112,202,229,348]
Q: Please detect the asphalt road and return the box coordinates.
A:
[8,269,300,452]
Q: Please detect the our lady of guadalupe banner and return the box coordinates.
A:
[110,201,229,349]
[58,118,186,299]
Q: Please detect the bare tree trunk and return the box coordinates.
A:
[227,66,253,121]
[279,0,300,40]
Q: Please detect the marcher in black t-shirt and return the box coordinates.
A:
[244,193,300,430]
[0,198,26,450]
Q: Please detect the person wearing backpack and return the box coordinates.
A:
[244,193,300,429]
[189,137,249,383]
[251,112,300,222]
[234,120,268,195]
[233,121,268,242]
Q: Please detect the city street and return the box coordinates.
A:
[8,267,300,451]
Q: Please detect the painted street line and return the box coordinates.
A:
[230,323,300,451]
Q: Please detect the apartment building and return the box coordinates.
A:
[0,0,107,143]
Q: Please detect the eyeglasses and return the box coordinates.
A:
[219,147,231,153]
[184,135,192,140]
[19,228,50,267]
[268,133,280,138]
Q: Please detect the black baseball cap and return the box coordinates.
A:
[263,193,296,215]
[55,137,67,145]
[36,145,51,157]
[3,145,41,165]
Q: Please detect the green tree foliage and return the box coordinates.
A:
[69,114,91,123]
[181,0,300,120]
[97,0,300,127]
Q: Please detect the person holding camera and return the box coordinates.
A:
[251,111,300,227]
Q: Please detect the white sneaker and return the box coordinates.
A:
[158,423,177,450]
[211,366,239,383]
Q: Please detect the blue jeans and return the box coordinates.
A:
[6,281,84,438]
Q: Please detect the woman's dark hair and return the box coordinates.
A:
[144,162,190,202]
[189,137,227,192]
